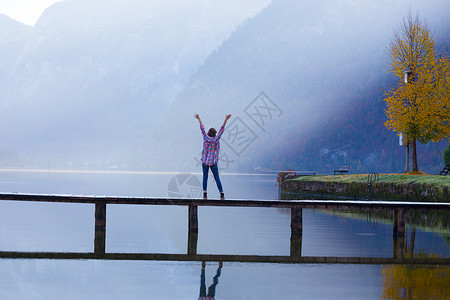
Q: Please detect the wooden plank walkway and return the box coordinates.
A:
[0,192,449,264]
[1,192,449,209]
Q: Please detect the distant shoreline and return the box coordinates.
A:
[0,168,275,176]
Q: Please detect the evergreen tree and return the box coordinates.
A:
[444,143,450,164]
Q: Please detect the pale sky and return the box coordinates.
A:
[0,0,270,27]
[0,0,63,26]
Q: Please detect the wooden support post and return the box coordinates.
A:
[188,231,198,255]
[291,206,303,234]
[290,232,302,261]
[188,205,199,255]
[393,209,406,236]
[188,205,198,232]
[95,228,106,255]
[94,201,106,255]
[290,206,302,260]
[95,201,106,230]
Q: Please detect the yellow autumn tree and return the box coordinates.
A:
[384,14,450,172]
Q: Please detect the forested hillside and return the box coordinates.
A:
[161,0,450,174]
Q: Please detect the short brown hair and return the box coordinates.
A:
[207,128,217,137]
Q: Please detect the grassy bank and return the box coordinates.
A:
[281,174,450,202]
[292,174,450,187]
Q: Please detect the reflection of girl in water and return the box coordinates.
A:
[199,261,222,300]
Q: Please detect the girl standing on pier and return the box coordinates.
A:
[194,113,231,200]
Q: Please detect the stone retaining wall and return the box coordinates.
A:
[281,179,449,202]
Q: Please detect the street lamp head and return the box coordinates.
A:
[404,69,413,83]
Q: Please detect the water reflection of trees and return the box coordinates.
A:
[328,209,450,246]
[361,210,450,229]
[324,209,449,228]
[382,264,450,300]
[280,191,450,243]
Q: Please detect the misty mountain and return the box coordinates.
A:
[0,15,31,98]
[159,0,450,174]
[0,0,269,167]
[0,0,449,173]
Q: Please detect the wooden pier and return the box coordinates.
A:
[0,193,449,264]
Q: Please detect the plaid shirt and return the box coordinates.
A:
[200,123,225,166]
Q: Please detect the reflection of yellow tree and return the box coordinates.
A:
[382,263,450,299]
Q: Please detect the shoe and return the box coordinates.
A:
[203,192,207,200]
[220,192,225,200]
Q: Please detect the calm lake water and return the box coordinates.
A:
[0,170,448,299]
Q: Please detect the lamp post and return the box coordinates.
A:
[399,133,409,172]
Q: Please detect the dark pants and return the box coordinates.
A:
[199,267,221,298]
[202,163,223,193]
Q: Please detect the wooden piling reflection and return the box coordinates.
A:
[393,209,406,236]
[393,235,406,259]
